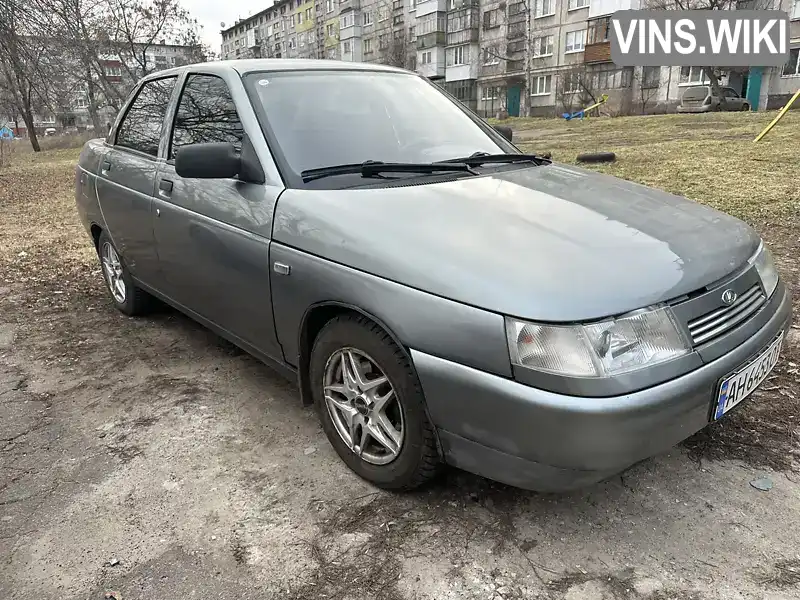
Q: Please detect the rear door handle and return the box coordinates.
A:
[158,179,173,195]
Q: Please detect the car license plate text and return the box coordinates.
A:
[714,332,784,421]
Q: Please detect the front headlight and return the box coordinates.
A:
[506,306,692,378]
[750,241,779,299]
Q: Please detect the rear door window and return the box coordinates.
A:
[115,76,178,157]
[723,88,739,98]
[169,74,244,160]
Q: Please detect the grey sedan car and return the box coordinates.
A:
[75,60,791,492]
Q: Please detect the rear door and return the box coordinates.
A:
[95,75,178,286]
[152,71,284,360]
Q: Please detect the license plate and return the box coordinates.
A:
[713,332,784,421]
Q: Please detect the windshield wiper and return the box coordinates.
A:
[301,160,478,183]
[437,152,550,167]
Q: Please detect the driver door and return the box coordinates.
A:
[152,71,283,361]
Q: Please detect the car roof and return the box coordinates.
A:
[142,59,409,82]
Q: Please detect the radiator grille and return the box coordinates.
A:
[687,284,766,346]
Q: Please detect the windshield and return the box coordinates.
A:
[244,70,510,174]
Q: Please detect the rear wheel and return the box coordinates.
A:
[309,315,440,490]
[97,230,153,316]
[741,103,750,112]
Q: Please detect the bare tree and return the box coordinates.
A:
[634,66,661,114]
[0,1,53,151]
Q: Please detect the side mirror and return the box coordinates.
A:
[493,125,513,142]
[175,142,240,179]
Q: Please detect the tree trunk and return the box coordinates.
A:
[523,4,532,117]
[706,67,726,109]
[21,109,40,152]
[86,76,102,132]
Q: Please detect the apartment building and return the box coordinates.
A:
[220,0,341,61]
[2,41,200,136]
[220,0,800,116]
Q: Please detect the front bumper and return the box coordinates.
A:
[413,282,792,492]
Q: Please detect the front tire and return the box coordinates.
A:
[309,315,440,490]
[97,230,152,316]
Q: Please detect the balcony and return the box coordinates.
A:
[446,28,478,45]
[339,0,360,10]
[584,41,612,64]
[447,0,478,9]
[416,31,446,49]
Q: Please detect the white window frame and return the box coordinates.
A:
[532,34,554,57]
[563,73,581,94]
[450,44,468,65]
[340,13,354,28]
[568,0,589,10]
[565,29,586,53]
[326,0,334,12]
[343,40,352,53]
[379,6,389,21]
[363,11,373,25]
[481,85,502,101]
[364,38,373,53]
[534,0,555,18]
[482,47,499,65]
[792,0,800,19]
[679,66,710,85]
[531,74,552,96]
[782,47,800,77]
[421,50,432,64]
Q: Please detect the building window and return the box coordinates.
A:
[534,0,555,17]
[408,26,416,40]
[641,66,661,88]
[482,9,499,29]
[327,23,335,36]
[445,79,476,103]
[481,85,503,100]
[326,0,334,12]
[568,0,589,8]
[340,13,355,27]
[421,50,432,64]
[680,66,709,84]
[394,0,404,9]
[343,40,352,53]
[482,46,499,65]
[448,44,468,65]
[590,65,632,89]
[393,14,404,25]
[305,7,313,19]
[289,36,297,48]
[533,35,554,57]
[364,38,373,53]
[299,32,306,46]
[792,0,800,19]
[379,6,389,21]
[565,29,586,53]
[363,11,373,25]
[418,12,447,34]
[379,33,388,49]
[563,73,581,94]
[588,16,611,44]
[782,48,800,77]
[296,12,302,25]
[532,75,552,95]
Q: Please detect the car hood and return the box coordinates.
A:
[272,163,760,322]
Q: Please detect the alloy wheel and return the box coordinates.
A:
[322,347,404,465]
[101,242,126,304]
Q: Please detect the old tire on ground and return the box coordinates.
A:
[576,151,616,164]
[96,230,153,316]
[309,315,440,490]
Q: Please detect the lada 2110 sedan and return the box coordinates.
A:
[75,59,792,492]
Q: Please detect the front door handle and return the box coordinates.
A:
[158,179,173,195]
[101,160,111,173]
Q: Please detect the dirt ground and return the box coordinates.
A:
[2,114,800,600]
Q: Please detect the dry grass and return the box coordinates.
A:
[496,110,800,224]
[0,148,94,267]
